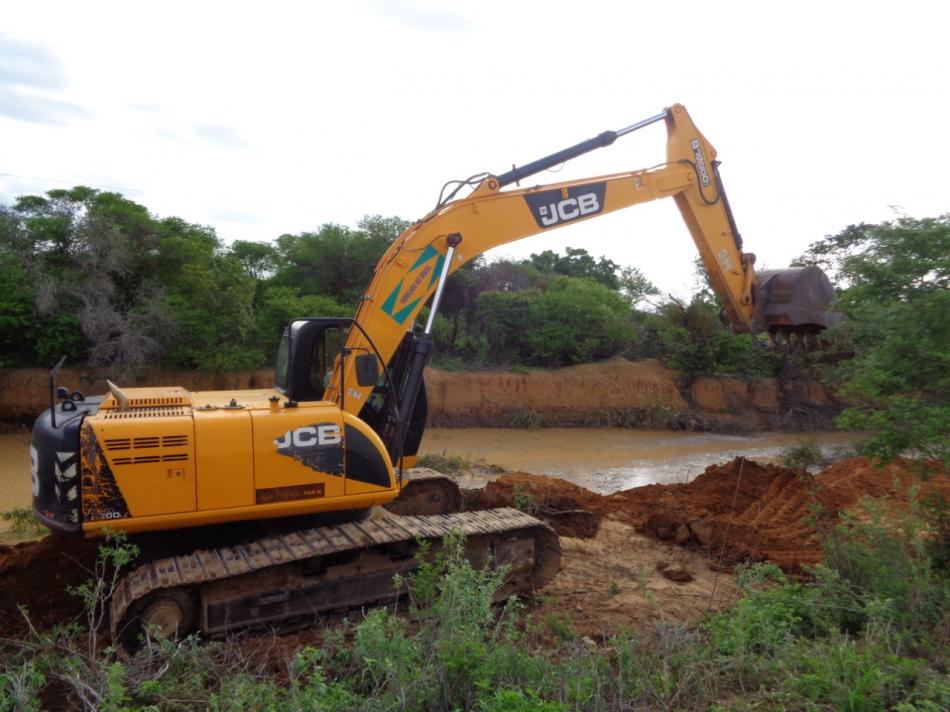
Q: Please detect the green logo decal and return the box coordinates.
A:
[381,245,446,324]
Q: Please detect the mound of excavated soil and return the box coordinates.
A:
[2,457,943,637]
[465,472,606,538]
[0,535,99,636]
[467,457,949,574]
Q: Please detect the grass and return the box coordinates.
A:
[508,410,546,429]
[0,506,44,536]
[2,481,948,710]
[415,451,473,474]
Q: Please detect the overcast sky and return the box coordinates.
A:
[2,1,948,297]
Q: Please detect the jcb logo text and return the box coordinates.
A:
[524,183,607,229]
[538,193,600,226]
[275,424,342,449]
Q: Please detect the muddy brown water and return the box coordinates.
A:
[419,428,861,493]
[0,428,859,529]
[0,432,31,511]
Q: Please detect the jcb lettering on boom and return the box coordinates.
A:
[524,182,606,228]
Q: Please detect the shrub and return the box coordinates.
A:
[1,507,43,536]
[779,440,831,472]
[415,451,473,474]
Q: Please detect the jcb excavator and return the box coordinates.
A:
[30,104,839,648]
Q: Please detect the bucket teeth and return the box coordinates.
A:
[767,327,826,353]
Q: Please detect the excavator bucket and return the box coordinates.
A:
[752,266,842,351]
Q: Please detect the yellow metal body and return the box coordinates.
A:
[77,103,758,537]
[80,387,396,536]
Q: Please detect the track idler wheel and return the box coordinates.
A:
[384,472,463,516]
[116,588,197,654]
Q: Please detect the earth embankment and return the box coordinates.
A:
[1,357,836,431]
[426,357,837,430]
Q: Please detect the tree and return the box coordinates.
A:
[476,276,633,366]
[617,265,659,308]
[796,216,950,465]
[230,240,279,280]
[636,297,780,380]
[528,247,621,290]
[0,187,278,371]
[272,215,407,307]
[0,187,168,368]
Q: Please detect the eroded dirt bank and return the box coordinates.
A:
[0,366,275,424]
[1,357,836,431]
[427,358,838,430]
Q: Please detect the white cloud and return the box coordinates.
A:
[0,0,947,295]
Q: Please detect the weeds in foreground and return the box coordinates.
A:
[415,450,473,474]
[2,490,948,710]
[1,507,44,536]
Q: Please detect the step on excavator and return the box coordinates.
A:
[30,104,840,650]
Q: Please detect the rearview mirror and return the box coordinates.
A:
[355,354,379,387]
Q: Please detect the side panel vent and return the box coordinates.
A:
[102,407,190,420]
[129,396,190,407]
[104,434,189,450]
[112,454,191,466]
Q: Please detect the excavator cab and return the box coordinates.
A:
[276,318,425,466]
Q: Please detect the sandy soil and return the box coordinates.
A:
[533,519,738,639]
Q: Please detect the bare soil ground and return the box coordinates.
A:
[1,457,945,642]
[466,456,948,576]
[532,520,739,639]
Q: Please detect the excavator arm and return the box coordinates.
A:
[325,103,837,420]
[323,104,840,463]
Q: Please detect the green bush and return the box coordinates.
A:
[476,276,633,367]
[415,451,473,474]
[779,439,831,472]
[635,297,782,380]
[0,507,43,536]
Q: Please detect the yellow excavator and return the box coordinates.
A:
[30,104,838,647]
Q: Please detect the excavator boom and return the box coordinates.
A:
[325,104,839,415]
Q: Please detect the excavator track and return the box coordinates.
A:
[383,468,463,516]
[111,508,560,649]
